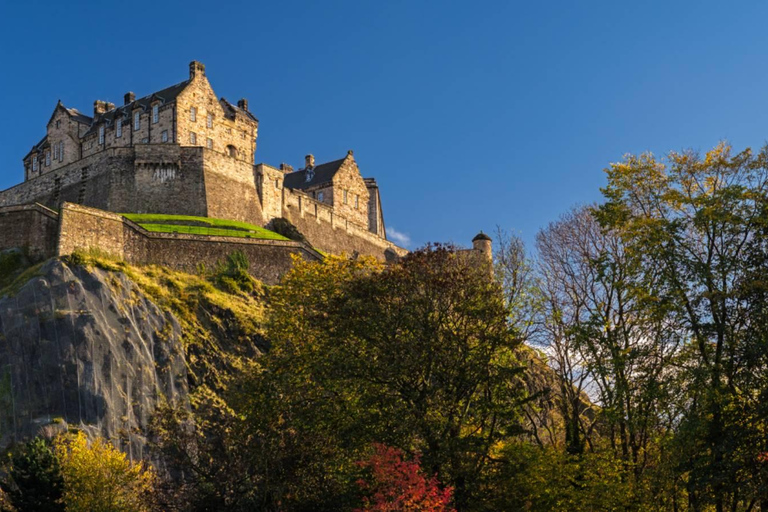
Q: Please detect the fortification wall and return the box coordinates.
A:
[282,189,407,260]
[0,148,135,209]
[57,203,320,285]
[0,204,59,261]
[0,145,210,218]
[58,204,149,262]
[125,145,207,216]
[200,148,262,225]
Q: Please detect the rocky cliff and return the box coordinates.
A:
[0,249,266,458]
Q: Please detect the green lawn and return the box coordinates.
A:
[121,213,289,241]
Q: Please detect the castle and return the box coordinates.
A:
[0,61,401,259]
[0,61,490,283]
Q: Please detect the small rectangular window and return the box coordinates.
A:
[134,112,140,130]
[161,130,168,143]
[56,120,61,128]
[59,142,64,161]
[99,125,105,144]
[53,143,59,160]
[318,191,324,202]
[152,104,159,123]
[355,195,359,208]
[274,179,279,189]
[343,190,348,204]
[46,151,51,166]
[190,132,196,144]
[207,113,212,128]
[33,157,38,172]
[190,107,196,122]
[206,138,213,149]
[116,118,122,138]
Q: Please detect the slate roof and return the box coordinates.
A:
[65,107,92,125]
[283,158,346,190]
[83,79,191,136]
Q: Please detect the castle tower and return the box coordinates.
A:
[472,231,492,262]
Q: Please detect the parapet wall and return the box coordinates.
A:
[0,204,59,261]
[282,188,407,260]
[57,203,321,285]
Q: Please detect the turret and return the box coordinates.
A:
[472,231,492,262]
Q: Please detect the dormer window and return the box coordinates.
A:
[190,107,197,122]
[207,113,212,128]
[134,112,140,131]
[116,118,122,138]
[99,125,105,145]
[152,104,159,123]
[317,191,324,202]
[305,169,314,182]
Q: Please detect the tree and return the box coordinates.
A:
[0,437,65,512]
[355,444,454,512]
[243,247,528,510]
[598,142,768,510]
[54,432,155,512]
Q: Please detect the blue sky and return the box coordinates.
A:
[2,1,768,250]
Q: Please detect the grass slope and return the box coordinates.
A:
[122,213,288,241]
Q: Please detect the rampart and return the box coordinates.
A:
[0,203,321,285]
[57,204,322,285]
[282,188,407,260]
[0,204,60,260]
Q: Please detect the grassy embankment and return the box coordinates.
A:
[122,213,289,241]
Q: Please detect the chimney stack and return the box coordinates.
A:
[237,98,249,111]
[124,92,135,105]
[305,154,315,169]
[105,102,115,111]
[189,60,206,80]
[93,100,108,116]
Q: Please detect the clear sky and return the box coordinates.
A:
[2,0,768,250]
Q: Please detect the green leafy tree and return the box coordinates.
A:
[238,246,528,510]
[598,142,768,510]
[0,437,65,512]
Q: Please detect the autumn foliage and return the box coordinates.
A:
[355,444,454,512]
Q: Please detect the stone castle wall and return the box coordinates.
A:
[56,203,320,285]
[0,145,265,224]
[0,204,60,261]
[282,188,407,260]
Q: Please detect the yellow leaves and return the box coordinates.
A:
[54,431,155,512]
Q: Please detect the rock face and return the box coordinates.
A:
[0,260,188,459]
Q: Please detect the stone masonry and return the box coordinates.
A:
[0,61,405,260]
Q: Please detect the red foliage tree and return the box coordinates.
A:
[355,444,455,512]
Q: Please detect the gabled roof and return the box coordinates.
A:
[283,157,347,190]
[83,79,191,136]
